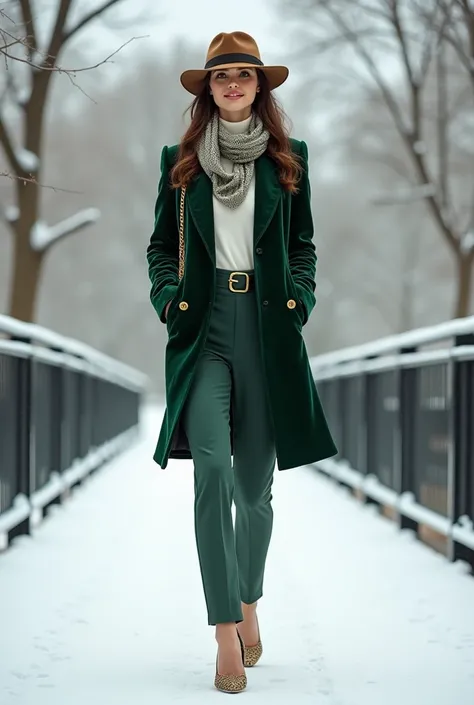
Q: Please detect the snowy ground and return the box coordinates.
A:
[1,406,474,705]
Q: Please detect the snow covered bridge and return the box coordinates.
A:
[1,315,474,704]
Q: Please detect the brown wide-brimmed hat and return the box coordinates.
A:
[180,31,289,96]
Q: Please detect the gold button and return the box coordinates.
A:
[287,299,296,309]
[179,301,189,311]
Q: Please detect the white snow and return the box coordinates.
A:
[413,140,427,155]
[16,148,39,172]
[30,209,101,252]
[30,49,47,72]
[47,208,101,243]
[0,313,147,390]
[30,220,50,251]
[311,314,474,371]
[461,229,474,254]
[0,405,473,705]
[16,84,32,106]
[4,204,19,222]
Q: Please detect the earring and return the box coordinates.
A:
[256,86,260,93]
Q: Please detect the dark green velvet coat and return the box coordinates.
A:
[147,138,337,470]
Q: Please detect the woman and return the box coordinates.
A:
[147,31,337,694]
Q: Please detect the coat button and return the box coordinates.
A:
[262,300,269,306]
[287,299,296,309]
[256,247,263,255]
[179,301,189,311]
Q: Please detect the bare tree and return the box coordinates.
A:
[283,0,474,318]
[0,0,133,321]
[0,45,200,392]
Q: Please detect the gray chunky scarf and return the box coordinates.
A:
[197,111,269,209]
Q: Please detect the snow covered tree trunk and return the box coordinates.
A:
[454,254,474,319]
[9,230,43,321]
[8,180,42,321]
[1,0,122,322]
[7,47,48,321]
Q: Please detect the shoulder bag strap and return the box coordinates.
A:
[178,185,186,281]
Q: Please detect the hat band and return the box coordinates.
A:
[204,53,264,70]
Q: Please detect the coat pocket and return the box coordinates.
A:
[165,295,179,331]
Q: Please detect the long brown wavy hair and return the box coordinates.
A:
[170,70,303,193]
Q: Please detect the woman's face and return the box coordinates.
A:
[209,67,259,120]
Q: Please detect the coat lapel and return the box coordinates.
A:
[186,171,216,265]
[254,153,282,246]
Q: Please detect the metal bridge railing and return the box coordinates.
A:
[0,314,147,550]
[310,317,474,570]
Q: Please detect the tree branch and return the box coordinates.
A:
[18,0,37,59]
[417,0,449,85]
[62,0,124,44]
[318,0,460,254]
[388,0,425,144]
[0,36,141,74]
[0,170,82,192]
[371,182,437,205]
[459,0,474,60]
[296,28,400,57]
[318,2,409,136]
[404,130,460,254]
[30,208,101,252]
[44,0,73,69]
[349,147,413,182]
[0,117,21,174]
[0,68,16,107]
[437,0,474,90]
[437,38,449,209]
[390,0,417,88]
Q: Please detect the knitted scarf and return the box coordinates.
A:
[197,111,269,209]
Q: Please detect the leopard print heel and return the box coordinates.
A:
[214,631,247,694]
[214,667,247,694]
[243,639,263,668]
[241,614,263,667]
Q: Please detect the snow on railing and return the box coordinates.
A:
[0,314,147,391]
[310,314,474,373]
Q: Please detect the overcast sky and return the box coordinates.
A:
[76,0,290,67]
[156,0,278,49]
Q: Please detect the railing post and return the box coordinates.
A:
[359,372,368,477]
[7,355,31,541]
[398,346,418,532]
[362,356,382,507]
[364,369,378,506]
[450,333,474,565]
[48,351,63,507]
[18,357,32,497]
[79,372,92,460]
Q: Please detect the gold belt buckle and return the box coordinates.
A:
[228,272,249,293]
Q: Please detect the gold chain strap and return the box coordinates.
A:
[178,185,186,281]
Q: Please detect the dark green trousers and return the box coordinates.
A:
[182,269,276,626]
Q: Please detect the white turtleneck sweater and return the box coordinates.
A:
[214,116,255,271]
